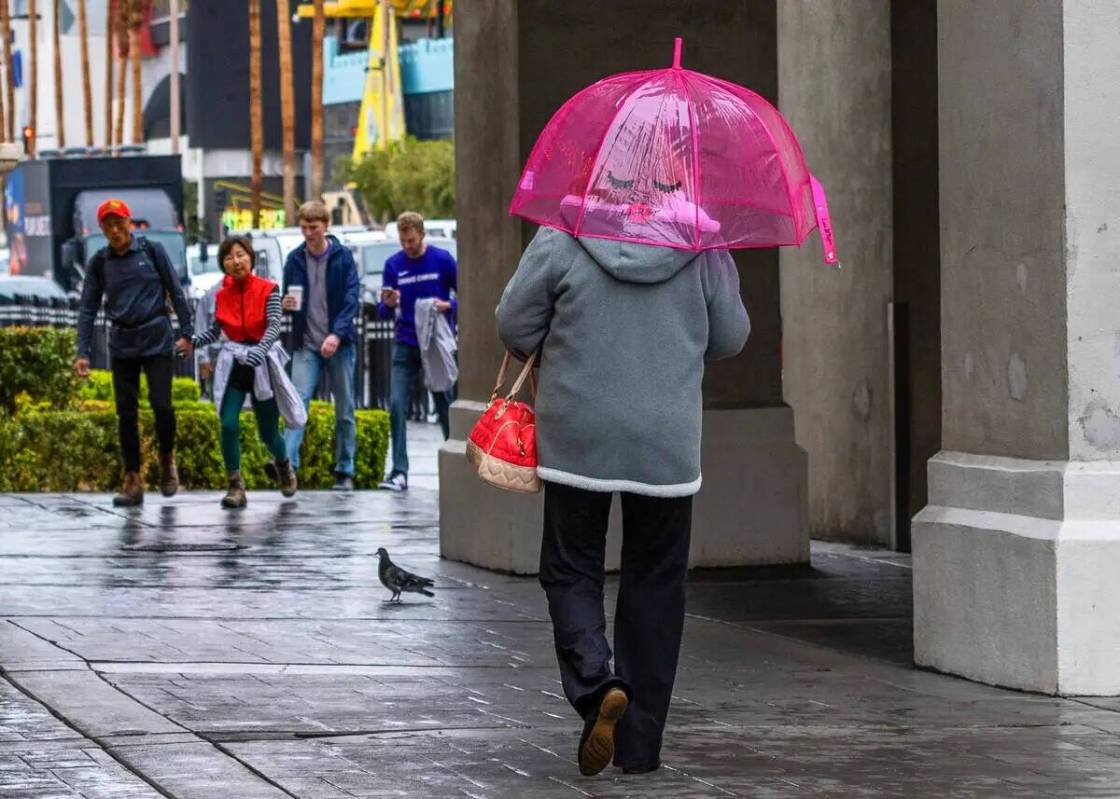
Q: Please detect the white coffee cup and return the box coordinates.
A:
[288,285,303,311]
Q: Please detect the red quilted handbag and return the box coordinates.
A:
[466,351,541,493]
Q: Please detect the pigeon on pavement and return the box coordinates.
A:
[376,547,435,602]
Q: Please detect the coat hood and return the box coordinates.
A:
[575,235,701,285]
[291,233,344,261]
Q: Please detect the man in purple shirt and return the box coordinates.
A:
[377,212,458,491]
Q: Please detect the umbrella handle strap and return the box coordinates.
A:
[810,175,840,267]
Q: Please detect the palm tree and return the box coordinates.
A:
[51,0,63,148]
[77,0,93,147]
[275,0,296,222]
[114,0,127,148]
[128,0,144,145]
[248,0,262,227]
[168,0,179,152]
[27,0,36,155]
[1,0,15,142]
[104,0,114,148]
[309,0,325,200]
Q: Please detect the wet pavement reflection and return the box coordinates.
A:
[2,443,1120,796]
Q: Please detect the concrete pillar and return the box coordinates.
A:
[442,0,808,574]
[777,1,895,545]
[914,0,1120,694]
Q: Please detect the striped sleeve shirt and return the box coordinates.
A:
[192,286,282,360]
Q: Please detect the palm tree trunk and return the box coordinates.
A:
[128,0,143,145]
[114,1,127,148]
[104,0,113,148]
[275,0,296,222]
[27,0,36,155]
[309,0,325,200]
[168,0,179,152]
[77,0,93,147]
[248,0,262,228]
[51,0,63,148]
[0,0,15,142]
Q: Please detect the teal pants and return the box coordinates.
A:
[220,388,288,472]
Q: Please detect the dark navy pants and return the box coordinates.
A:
[539,481,693,768]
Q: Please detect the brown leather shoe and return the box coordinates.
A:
[275,459,297,498]
[578,688,629,777]
[113,472,144,507]
[159,451,180,497]
[221,472,247,509]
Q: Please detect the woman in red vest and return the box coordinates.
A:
[192,236,297,507]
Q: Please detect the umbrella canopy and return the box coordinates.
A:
[510,38,838,265]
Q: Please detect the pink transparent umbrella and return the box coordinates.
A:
[510,38,838,265]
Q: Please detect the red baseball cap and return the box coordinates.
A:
[97,198,132,222]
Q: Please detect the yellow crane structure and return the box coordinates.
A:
[296,0,426,158]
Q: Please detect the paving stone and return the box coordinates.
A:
[2,424,1119,797]
[110,741,293,798]
[5,670,185,738]
[0,679,163,798]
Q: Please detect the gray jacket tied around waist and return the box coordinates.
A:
[495,226,750,497]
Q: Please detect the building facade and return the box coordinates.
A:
[446,0,1120,697]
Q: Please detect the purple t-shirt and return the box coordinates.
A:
[378,245,458,347]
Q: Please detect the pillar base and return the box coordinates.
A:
[914,451,1120,695]
[439,401,809,575]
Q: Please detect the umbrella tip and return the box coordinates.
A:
[672,37,682,70]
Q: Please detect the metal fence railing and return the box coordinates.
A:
[0,299,398,411]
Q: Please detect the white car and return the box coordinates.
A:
[187,242,223,298]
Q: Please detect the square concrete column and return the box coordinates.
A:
[777,1,895,545]
[441,0,808,574]
[914,1,1120,694]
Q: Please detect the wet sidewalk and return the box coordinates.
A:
[3,429,1120,797]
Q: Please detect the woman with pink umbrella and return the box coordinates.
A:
[497,39,836,777]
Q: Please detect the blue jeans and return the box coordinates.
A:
[285,343,357,476]
[389,343,455,477]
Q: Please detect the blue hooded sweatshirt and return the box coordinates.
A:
[282,234,361,350]
[377,244,457,348]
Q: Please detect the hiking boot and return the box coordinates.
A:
[221,472,247,509]
[112,472,144,507]
[274,459,297,498]
[159,451,179,497]
[578,687,629,777]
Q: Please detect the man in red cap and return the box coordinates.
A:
[75,198,194,506]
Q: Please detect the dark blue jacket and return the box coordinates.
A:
[282,235,361,349]
[77,235,193,360]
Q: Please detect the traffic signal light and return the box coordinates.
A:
[21,125,33,154]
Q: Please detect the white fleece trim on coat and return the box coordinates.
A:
[536,466,702,498]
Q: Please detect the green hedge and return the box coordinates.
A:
[0,327,78,415]
[77,369,202,405]
[0,328,391,491]
[0,402,390,492]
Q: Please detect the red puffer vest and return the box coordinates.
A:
[215,273,277,343]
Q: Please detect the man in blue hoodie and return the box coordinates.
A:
[377,211,458,492]
[281,201,361,491]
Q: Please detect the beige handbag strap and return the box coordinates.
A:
[490,351,538,402]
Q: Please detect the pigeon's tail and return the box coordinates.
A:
[418,588,435,597]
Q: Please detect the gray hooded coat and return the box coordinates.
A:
[495,226,750,497]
